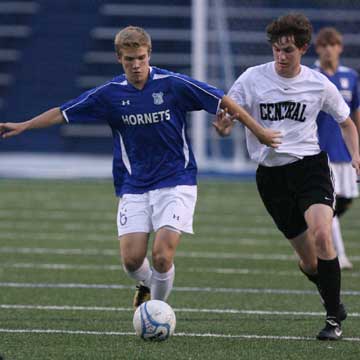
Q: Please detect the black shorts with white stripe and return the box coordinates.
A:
[256,151,335,239]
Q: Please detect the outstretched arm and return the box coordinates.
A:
[339,116,360,175]
[215,95,282,148]
[0,107,65,139]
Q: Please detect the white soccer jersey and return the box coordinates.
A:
[228,61,350,166]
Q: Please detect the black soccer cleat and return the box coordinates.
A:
[133,284,151,309]
[317,317,343,340]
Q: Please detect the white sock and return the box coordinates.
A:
[123,257,152,288]
[151,264,175,301]
[332,216,346,257]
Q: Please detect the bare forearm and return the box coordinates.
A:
[217,95,282,147]
[0,107,65,138]
[22,107,65,130]
[340,117,360,158]
[351,109,360,144]
[220,95,263,135]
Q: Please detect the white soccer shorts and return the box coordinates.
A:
[331,162,359,198]
[117,185,197,236]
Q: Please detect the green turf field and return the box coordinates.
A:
[0,179,359,359]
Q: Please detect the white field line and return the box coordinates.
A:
[1,220,358,236]
[1,209,269,222]
[1,282,360,296]
[1,304,360,318]
[2,262,360,279]
[0,328,359,342]
[2,246,360,262]
[0,221,285,235]
[0,232,278,245]
[0,232,286,246]
[1,220,359,236]
[2,232,360,250]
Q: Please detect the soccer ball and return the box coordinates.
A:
[133,300,176,341]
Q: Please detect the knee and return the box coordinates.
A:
[152,251,173,273]
[122,256,144,273]
[313,226,333,254]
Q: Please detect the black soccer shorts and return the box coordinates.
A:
[255,151,335,239]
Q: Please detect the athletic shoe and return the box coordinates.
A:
[338,255,353,270]
[133,284,151,309]
[317,317,342,340]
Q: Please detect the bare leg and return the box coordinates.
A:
[151,227,181,301]
[120,232,151,285]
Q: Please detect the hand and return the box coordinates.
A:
[351,154,360,177]
[0,122,26,138]
[257,128,283,148]
[212,108,236,137]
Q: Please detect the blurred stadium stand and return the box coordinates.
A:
[0,0,360,176]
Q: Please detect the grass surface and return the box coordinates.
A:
[0,179,359,359]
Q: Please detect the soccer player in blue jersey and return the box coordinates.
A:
[0,26,281,308]
[314,27,360,270]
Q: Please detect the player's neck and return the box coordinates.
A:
[275,64,302,78]
[320,59,339,76]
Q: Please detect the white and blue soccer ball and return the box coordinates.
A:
[133,300,176,341]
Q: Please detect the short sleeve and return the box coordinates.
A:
[171,74,224,114]
[322,78,350,123]
[228,68,252,111]
[60,86,108,124]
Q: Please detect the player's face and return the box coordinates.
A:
[118,46,150,89]
[272,36,307,78]
[316,42,343,65]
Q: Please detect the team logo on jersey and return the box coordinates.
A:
[152,92,164,105]
[121,100,130,106]
[340,78,349,89]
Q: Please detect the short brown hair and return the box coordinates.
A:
[114,26,152,56]
[315,27,342,47]
[266,13,313,48]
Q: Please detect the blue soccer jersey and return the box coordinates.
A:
[60,67,224,196]
[315,64,360,162]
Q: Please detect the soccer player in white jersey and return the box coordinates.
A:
[314,27,360,270]
[214,14,360,340]
[0,27,281,309]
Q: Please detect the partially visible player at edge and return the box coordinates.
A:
[214,14,360,340]
[0,26,281,309]
[314,27,360,270]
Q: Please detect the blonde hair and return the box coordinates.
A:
[114,26,152,56]
[315,27,343,47]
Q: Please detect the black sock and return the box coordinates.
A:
[317,257,341,320]
[298,262,324,299]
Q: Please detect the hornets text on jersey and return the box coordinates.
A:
[60,67,224,196]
